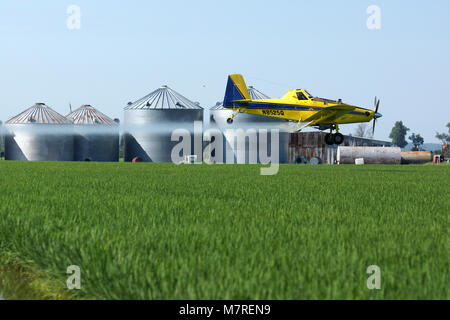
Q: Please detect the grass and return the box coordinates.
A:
[0,161,448,299]
[0,251,79,300]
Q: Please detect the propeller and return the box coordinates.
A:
[372,97,381,135]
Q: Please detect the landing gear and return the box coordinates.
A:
[324,125,344,145]
[325,133,334,145]
[333,133,344,145]
[227,109,240,124]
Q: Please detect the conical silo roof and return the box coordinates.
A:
[125,85,203,110]
[211,86,271,110]
[210,102,224,110]
[6,103,71,124]
[248,86,270,100]
[67,105,117,125]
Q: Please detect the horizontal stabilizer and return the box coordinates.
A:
[232,99,252,103]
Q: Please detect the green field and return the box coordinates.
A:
[0,161,448,299]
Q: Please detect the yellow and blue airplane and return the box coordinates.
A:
[222,74,382,145]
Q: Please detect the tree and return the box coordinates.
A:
[389,121,410,148]
[354,123,373,138]
[435,122,450,144]
[408,133,424,151]
[0,120,3,158]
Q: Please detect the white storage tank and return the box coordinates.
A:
[66,105,119,162]
[337,146,401,164]
[5,103,73,161]
[124,85,203,162]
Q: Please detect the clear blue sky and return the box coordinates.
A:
[1,0,449,142]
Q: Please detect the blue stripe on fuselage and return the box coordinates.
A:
[227,101,370,115]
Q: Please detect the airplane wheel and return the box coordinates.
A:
[227,118,233,124]
[333,133,344,145]
[325,134,334,145]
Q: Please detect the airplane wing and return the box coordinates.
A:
[303,104,355,123]
[285,104,356,132]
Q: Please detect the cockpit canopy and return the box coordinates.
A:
[282,89,340,105]
[295,89,313,101]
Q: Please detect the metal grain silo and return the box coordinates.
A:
[5,103,73,161]
[248,86,271,100]
[124,85,203,162]
[208,87,289,164]
[66,105,119,162]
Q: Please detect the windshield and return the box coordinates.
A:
[304,90,313,98]
[296,92,308,100]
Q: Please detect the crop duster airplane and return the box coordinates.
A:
[222,74,382,145]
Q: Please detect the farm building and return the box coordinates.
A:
[207,86,290,164]
[123,85,203,162]
[5,103,74,161]
[289,131,392,164]
[66,105,119,162]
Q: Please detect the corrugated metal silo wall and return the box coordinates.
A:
[124,109,203,162]
[208,110,289,164]
[5,124,74,161]
[73,125,119,162]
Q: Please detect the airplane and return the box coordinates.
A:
[222,74,382,145]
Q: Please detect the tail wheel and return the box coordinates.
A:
[333,133,344,145]
[325,134,334,145]
[227,118,233,124]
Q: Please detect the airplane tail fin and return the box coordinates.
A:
[223,74,251,108]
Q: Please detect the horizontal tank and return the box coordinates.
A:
[67,105,119,162]
[124,86,203,163]
[401,151,432,164]
[337,146,401,164]
[5,103,73,161]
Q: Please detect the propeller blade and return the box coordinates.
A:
[372,97,380,136]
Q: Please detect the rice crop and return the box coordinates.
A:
[0,161,448,299]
